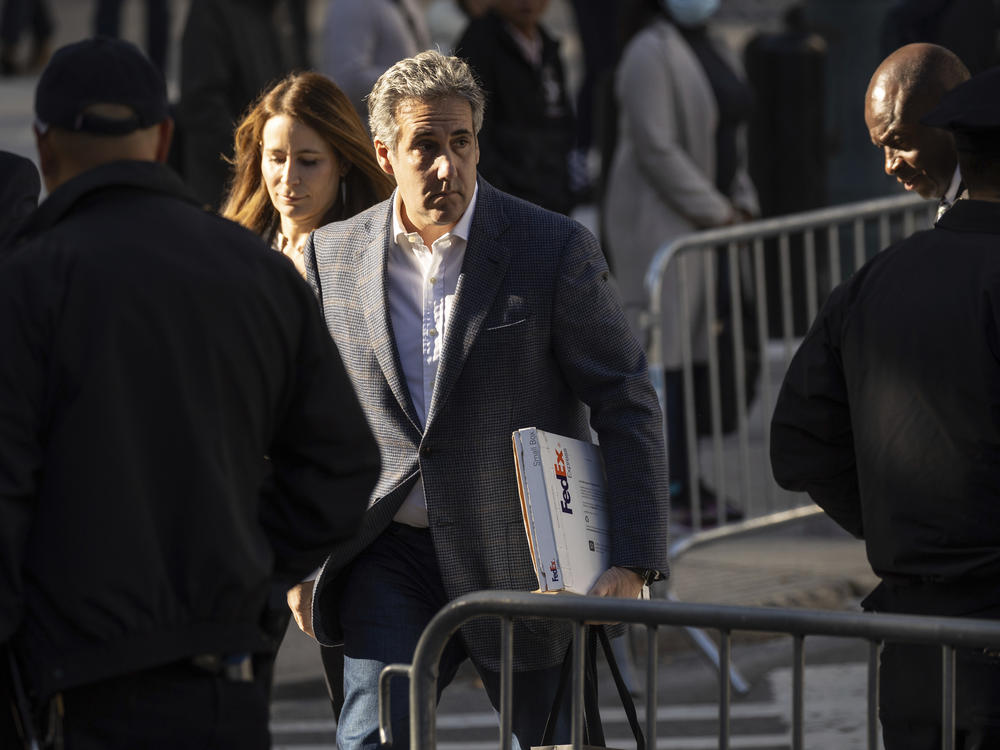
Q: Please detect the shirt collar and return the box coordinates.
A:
[944,165,964,205]
[391,182,479,250]
[14,160,196,243]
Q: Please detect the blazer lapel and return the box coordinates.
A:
[425,185,512,431]
[356,210,422,431]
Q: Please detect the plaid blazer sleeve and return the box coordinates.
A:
[549,220,670,574]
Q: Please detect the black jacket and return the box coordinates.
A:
[455,11,576,215]
[0,160,379,697]
[0,151,40,253]
[771,200,1000,615]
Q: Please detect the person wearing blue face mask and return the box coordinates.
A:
[664,0,720,27]
[602,0,759,526]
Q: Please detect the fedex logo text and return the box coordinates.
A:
[554,448,572,514]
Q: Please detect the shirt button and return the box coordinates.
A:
[429,275,437,284]
[420,446,432,457]
[428,328,438,337]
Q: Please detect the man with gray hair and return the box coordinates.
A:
[294,49,669,749]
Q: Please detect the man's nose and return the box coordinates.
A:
[884,147,901,175]
[435,152,457,181]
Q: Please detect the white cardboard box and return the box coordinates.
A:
[512,428,610,594]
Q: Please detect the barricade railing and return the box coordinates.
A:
[381,590,1000,750]
[643,193,934,535]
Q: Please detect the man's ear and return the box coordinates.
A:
[34,125,58,188]
[374,139,394,176]
[154,118,175,164]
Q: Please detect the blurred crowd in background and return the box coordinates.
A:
[3,0,999,209]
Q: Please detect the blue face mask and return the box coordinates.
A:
[663,0,720,27]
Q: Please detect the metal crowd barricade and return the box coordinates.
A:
[643,193,934,534]
[383,590,1000,750]
[640,193,934,692]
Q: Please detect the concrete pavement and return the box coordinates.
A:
[670,511,876,612]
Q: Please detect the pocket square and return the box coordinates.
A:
[485,294,530,331]
[485,318,527,331]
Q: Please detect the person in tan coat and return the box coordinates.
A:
[602,0,758,520]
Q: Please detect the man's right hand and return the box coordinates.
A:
[287,580,316,639]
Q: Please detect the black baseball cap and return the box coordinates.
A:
[34,37,168,135]
[922,66,1000,154]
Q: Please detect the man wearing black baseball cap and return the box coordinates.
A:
[772,65,1000,750]
[0,37,380,749]
[31,35,173,192]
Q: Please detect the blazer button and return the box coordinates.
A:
[420,446,432,457]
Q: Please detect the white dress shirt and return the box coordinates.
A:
[390,185,479,527]
[937,165,965,221]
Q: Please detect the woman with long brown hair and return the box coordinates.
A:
[222,71,391,714]
[223,70,393,276]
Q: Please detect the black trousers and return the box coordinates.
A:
[1,653,23,748]
[865,586,1000,750]
[880,640,1000,750]
[45,660,269,750]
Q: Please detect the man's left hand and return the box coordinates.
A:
[587,566,644,599]
[584,566,645,624]
[287,580,316,639]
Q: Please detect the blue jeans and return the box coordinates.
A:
[334,522,571,750]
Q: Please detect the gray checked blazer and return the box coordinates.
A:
[305,178,668,671]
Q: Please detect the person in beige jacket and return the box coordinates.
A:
[602,0,758,519]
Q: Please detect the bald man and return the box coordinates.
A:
[776,66,1000,749]
[865,43,969,213]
